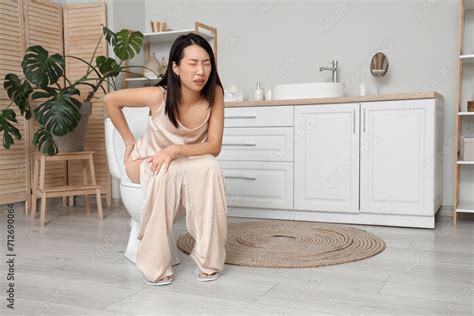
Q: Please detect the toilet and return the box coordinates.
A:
[104,107,181,265]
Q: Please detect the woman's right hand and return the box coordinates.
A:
[124,142,136,164]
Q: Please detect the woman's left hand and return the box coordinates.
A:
[148,144,180,175]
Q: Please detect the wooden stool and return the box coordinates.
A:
[30,151,104,227]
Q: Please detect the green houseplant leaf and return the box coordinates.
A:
[32,86,81,136]
[96,56,121,77]
[32,126,57,155]
[22,45,64,88]
[3,73,33,119]
[114,29,143,61]
[0,109,22,149]
[102,25,117,46]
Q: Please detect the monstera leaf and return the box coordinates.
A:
[113,29,143,61]
[102,25,117,46]
[32,86,82,136]
[3,73,33,119]
[21,45,64,88]
[32,126,57,155]
[0,109,22,149]
[96,56,121,77]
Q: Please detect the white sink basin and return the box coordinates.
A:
[272,82,345,100]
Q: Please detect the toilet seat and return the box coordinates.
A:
[121,180,141,189]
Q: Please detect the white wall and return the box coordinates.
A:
[142,0,465,207]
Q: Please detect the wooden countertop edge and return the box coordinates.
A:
[224,91,443,108]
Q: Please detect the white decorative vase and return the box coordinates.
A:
[143,53,161,79]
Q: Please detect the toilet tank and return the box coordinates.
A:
[104,107,150,181]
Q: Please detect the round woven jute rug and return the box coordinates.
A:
[176,220,386,268]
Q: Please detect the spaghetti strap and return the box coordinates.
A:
[159,85,166,106]
[148,86,166,117]
[158,85,167,96]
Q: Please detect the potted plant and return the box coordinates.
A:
[1,25,152,156]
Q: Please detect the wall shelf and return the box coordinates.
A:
[456,200,474,213]
[458,111,474,115]
[457,160,474,164]
[125,77,160,82]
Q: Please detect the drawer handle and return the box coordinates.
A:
[222,142,256,147]
[363,108,366,132]
[224,114,257,119]
[353,109,356,134]
[224,175,257,180]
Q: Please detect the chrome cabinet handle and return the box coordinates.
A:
[224,175,257,180]
[363,108,366,132]
[353,109,356,134]
[224,114,256,119]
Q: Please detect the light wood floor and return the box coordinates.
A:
[0,198,473,315]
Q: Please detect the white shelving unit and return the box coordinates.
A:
[454,0,474,223]
[124,21,217,86]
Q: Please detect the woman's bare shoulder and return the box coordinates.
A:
[141,86,165,107]
[104,86,164,109]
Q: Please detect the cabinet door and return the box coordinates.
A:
[294,103,360,213]
[360,100,435,216]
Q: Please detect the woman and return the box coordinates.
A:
[103,33,228,286]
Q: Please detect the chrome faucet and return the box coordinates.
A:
[319,60,338,83]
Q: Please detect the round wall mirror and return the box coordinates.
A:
[370,52,389,77]
[370,52,389,94]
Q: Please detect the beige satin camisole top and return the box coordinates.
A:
[130,86,211,161]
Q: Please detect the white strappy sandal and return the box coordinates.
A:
[194,267,219,282]
[144,275,173,286]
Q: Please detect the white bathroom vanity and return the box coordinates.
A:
[219,92,444,228]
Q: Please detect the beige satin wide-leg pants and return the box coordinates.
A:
[135,154,228,282]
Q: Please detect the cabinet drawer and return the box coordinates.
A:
[219,161,293,210]
[219,127,293,162]
[224,106,293,127]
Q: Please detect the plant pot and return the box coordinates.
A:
[54,101,92,152]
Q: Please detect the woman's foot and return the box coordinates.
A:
[144,275,173,286]
[194,268,219,282]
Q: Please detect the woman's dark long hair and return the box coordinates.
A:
[156,33,223,128]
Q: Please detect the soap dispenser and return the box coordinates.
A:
[254,82,264,101]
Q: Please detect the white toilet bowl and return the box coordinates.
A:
[104,107,181,265]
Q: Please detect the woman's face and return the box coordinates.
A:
[173,44,212,93]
